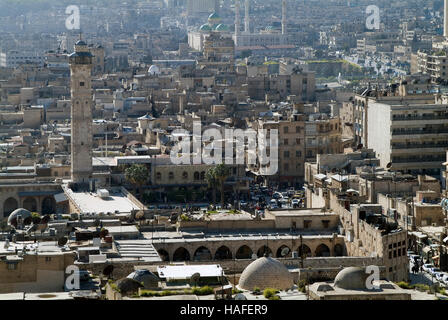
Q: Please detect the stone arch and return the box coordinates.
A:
[23,197,38,212]
[194,171,200,181]
[276,245,291,258]
[235,245,253,259]
[297,244,312,258]
[157,249,169,261]
[256,245,273,258]
[42,197,56,215]
[214,246,232,260]
[3,197,18,217]
[315,243,331,257]
[193,246,212,261]
[173,247,191,261]
[334,243,344,256]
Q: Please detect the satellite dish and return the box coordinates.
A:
[357,143,363,150]
[386,162,392,169]
[235,293,247,300]
[281,247,290,257]
[57,237,68,246]
[41,215,51,224]
[251,253,258,260]
[103,265,114,277]
[191,272,201,286]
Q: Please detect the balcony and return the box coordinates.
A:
[392,127,448,136]
[392,114,448,121]
[391,142,448,149]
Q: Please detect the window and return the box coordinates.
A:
[169,172,174,180]
[45,257,52,262]
[283,126,289,133]
[296,126,301,133]
[80,82,85,87]
[284,151,290,158]
[156,172,162,180]
[284,139,288,145]
[296,150,302,157]
[393,250,397,258]
[304,220,312,229]
[284,163,289,171]
[389,251,392,259]
[7,263,17,270]
[182,172,188,180]
[322,220,330,228]
[402,248,406,256]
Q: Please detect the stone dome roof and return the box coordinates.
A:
[334,267,368,290]
[200,24,212,31]
[8,208,32,227]
[238,256,294,291]
[127,269,159,289]
[148,64,160,75]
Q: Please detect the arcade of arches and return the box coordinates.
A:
[153,237,346,262]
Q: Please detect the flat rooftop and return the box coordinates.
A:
[65,188,141,214]
[157,264,223,280]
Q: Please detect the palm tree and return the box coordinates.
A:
[125,164,149,200]
[214,164,231,209]
[205,167,217,207]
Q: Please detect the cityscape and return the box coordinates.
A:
[1,0,448,306]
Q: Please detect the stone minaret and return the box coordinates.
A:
[235,0,241,41]
[69,40,93,184]
[244,0,250,34]
[282,0,287,35]
[445,0,448,38]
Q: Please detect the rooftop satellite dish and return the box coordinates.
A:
[57,237,68,246]
[103,265,114,277]
[357,143,363,150]
[281,247,290,257]
[41,215,51,224]
[386,162,392,169]
[191,272,201,286]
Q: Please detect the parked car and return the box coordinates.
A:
[239,200,248,207]
[291,199,300,207]
[422,264,435,272]
[429,267,441,276]
[281,192,289,198]
[272,192,283,199]
[435,272,448,282]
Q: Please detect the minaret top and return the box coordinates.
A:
[69,40,92,64]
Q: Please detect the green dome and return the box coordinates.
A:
[199,24,212,31]
[214,23,229,31]
[208,12,221,23]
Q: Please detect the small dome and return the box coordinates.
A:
[148,65,160,75]
[75,40,87,46]
[214,24,229,32]
[334,267,368,290]
[115,278,143,295]
[238,256,294,291]
[208,12,221,21]
[8,208,32,227]
[199,24,212,31]
[127,269,159,289]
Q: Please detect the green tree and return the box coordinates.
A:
[205,168,217,206]
[214,164,231,209]
[125,164,149,199]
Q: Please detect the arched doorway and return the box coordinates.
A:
[257,245,273,257]
[193,246,212,261]
[276,245,291,258]
[173,247,190,261]
[334,244,344,256]
[235,245,253,259]
[3,198,18,217]
[214,246,232,260]
[23,197,38,212]
[315,244,331,257]
[157,249,169,261]
[297,244,312,258]
[42,197,56,215]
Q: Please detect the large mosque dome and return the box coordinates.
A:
[238,256,294,291]
[334,267,369,290]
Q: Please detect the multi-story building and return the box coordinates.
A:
[416,50,448,83]
[367,101,448,177]
[0,50,44,68]
[305,115,342,161]
[255,110,306,188]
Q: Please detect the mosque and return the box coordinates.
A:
[188,0,293,53]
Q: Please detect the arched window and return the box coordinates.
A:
[169,172,174,180]
[182,171,188,180]
[200,171,205,180]
[156,172,162,180]
[194,172,200,180]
